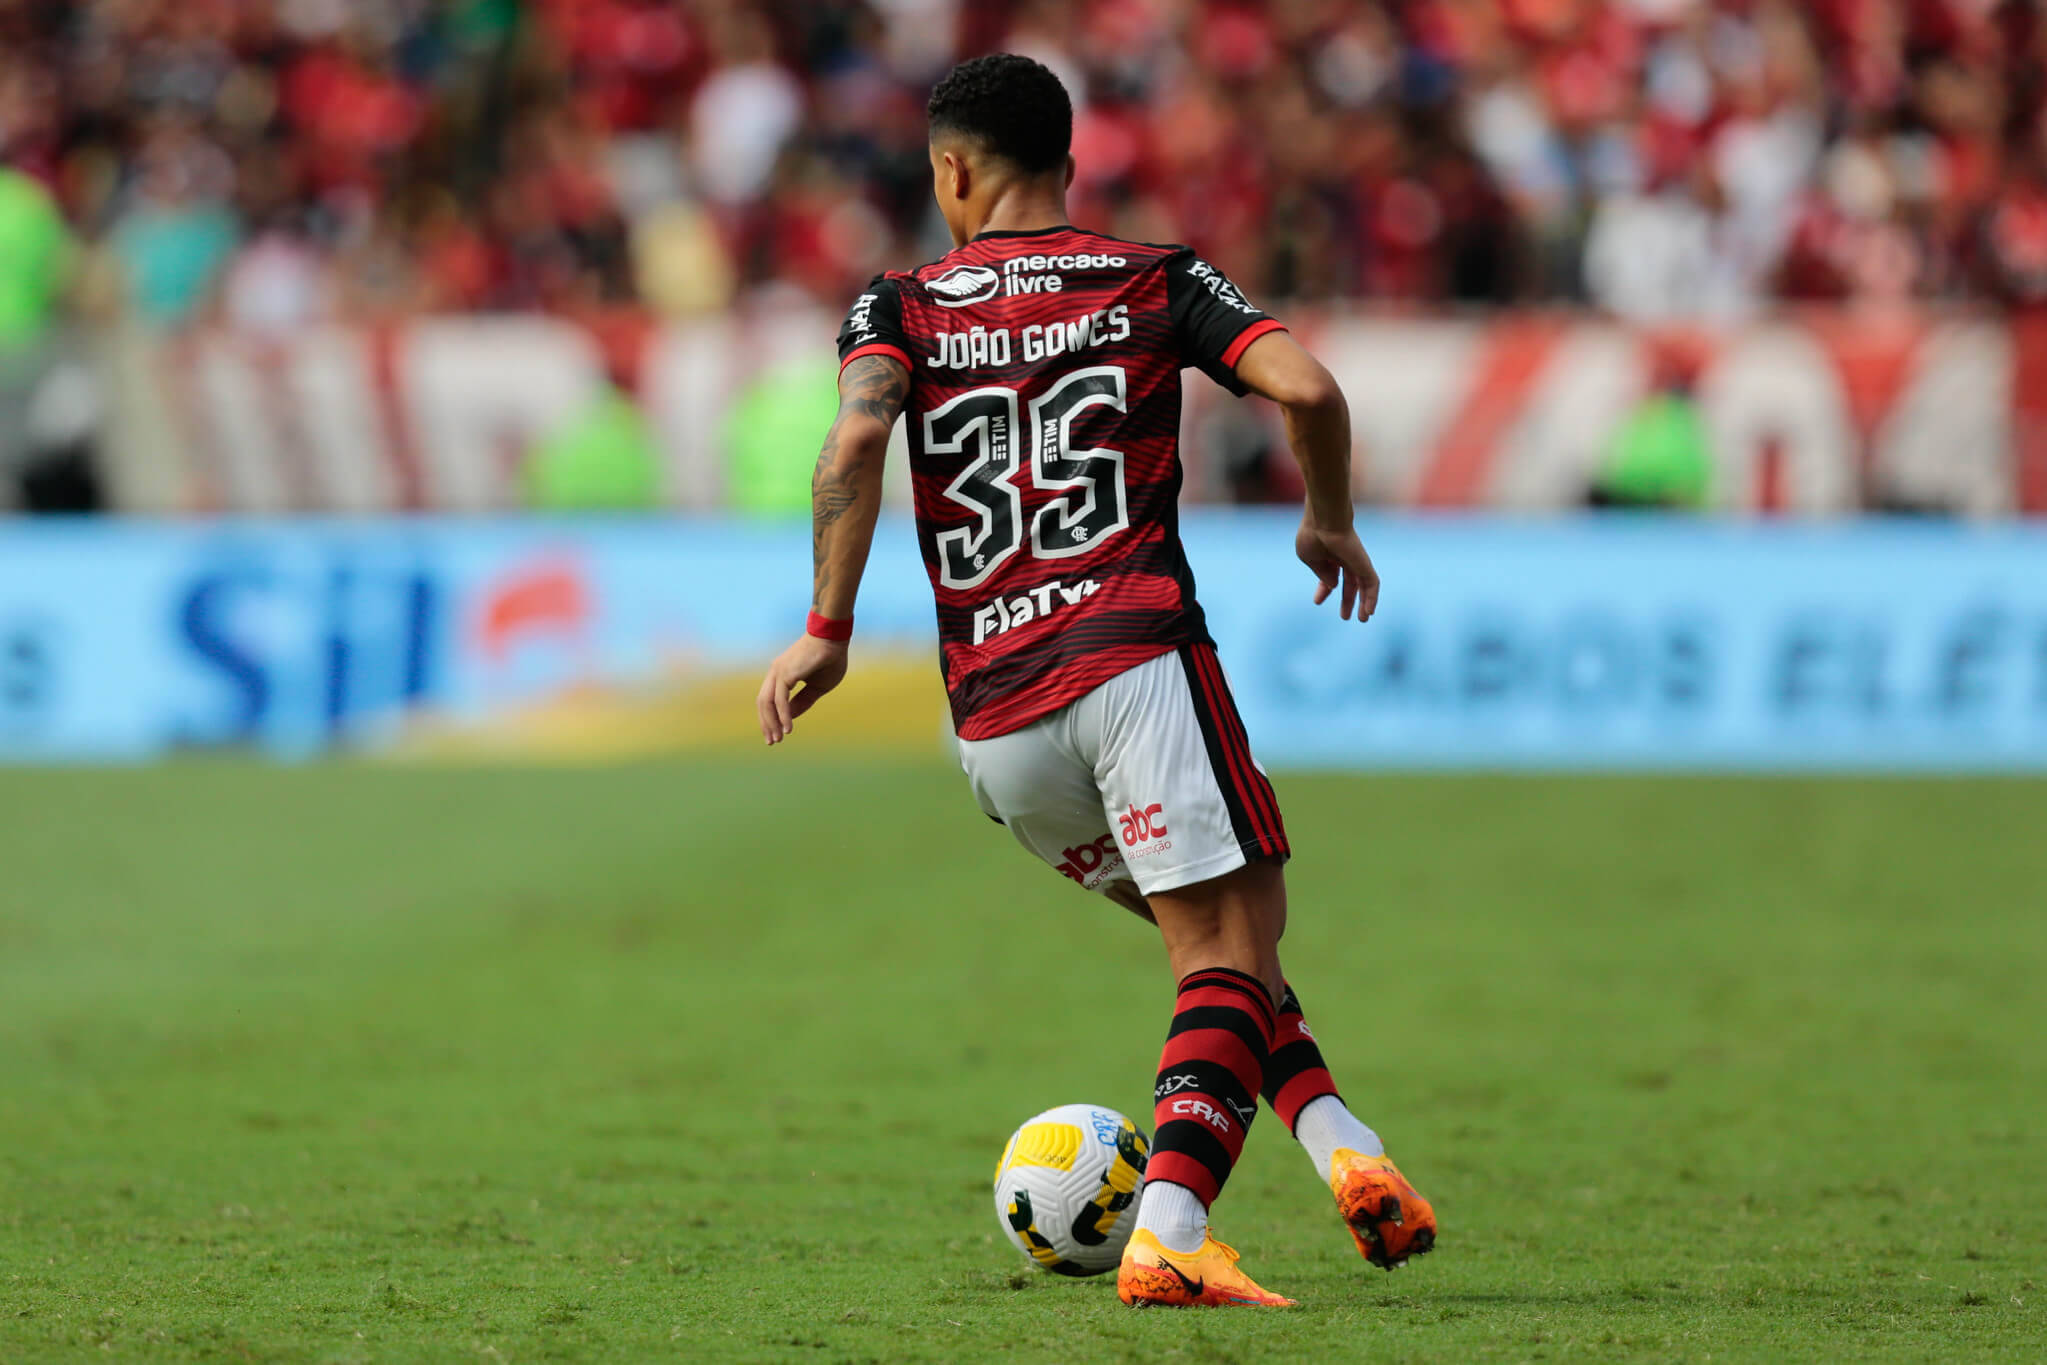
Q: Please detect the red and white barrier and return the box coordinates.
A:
[102,309,2029,516]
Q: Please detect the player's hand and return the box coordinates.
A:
[757,634,849,745]
[1296,519,1380,622]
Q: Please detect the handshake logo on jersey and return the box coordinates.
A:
[926,265,1001,307]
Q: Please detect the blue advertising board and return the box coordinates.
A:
[2,513,2045,769]
[1187,517,2047,771]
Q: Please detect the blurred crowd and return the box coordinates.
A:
[3,0,2047,340]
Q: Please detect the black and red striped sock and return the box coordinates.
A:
[1261,980,1385,1177]
[1142,967,1275,1217]
[1261,981,1340,1131]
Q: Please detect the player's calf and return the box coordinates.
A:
[1133,966,1273,1253]
[1261,979,1439,1270]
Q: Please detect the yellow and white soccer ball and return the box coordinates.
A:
[992,1103,1149,1276]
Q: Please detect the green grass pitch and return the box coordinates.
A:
[2,760,2042,1362]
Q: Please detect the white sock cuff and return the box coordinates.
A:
[1133,1179,1208,1255]
[1294,1094,1384,1177]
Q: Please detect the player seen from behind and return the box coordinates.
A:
[756,53,1435,1307]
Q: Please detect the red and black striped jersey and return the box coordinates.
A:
[836,224,1286,741]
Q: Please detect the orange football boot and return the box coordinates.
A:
[1331,1149,1437,1270]
[1117,1229,1295,1307]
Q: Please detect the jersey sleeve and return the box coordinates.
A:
[1165,252,1288,396]
[836,275,913,372]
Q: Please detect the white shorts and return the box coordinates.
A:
[957,644,1290,897]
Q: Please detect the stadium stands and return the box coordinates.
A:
[2,0,2044,319]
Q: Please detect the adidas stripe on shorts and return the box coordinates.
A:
[957,644,1291,897]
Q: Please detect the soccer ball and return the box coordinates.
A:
[992,1104,1149,1276]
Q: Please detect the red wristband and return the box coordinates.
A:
[806,610,853,642]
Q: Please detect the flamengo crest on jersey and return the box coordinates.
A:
[836,226,1287,742]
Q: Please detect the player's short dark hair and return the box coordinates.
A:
[926,54,1072,175]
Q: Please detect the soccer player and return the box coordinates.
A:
[756,53,1435,1307]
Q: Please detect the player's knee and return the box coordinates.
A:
[1102,880,1156,923]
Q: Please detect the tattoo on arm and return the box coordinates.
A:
[811,356,908,601]
[813,429,854,598]
[838,354,908,425]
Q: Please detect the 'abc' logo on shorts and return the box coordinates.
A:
[1118,803,1167,846]
[1056,834,1122,885]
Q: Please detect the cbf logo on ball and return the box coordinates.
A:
[993,1104,1150,1277]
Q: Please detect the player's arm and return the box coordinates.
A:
[1167,253,1378,621]
[1232,331,1379,623]
[755,353,909,745]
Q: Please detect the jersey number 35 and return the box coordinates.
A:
[926,365,1131,591]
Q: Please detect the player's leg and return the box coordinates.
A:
[1101,879,1157,924]
[1113,863,1436,1269]
[1134,859,1283,1248]
[1175,636,1434,1269]
[956,688,1291,1301]
[1262,976,1437,1269]
[1076,648,1293,1305]
[1147,856,1284,1003]
[956,706,1130,897]
[1116,861,1293,1306]
[1140,869,1437,1273]
[1101,645,1433,1293]
[1178,640,1434,1268]
[1106,645,1291,1258]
